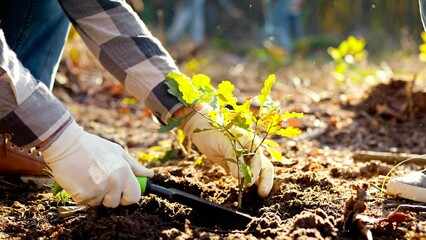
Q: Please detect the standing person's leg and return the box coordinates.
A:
[0,0,70,90]
[272,0,293,52]
[189,0,206,45]
[262,0,274,38]
[167,0,193,44]
[288,13,303,40]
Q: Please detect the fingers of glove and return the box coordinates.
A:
[247,152,263,187]
[120,175,142,206]
[122,152,154,178]
[87,195,106,207]
[73,190,104,207]
[102,189,122,208]
[101,172,126,208]
[256,157,274,198]
[215,158,230,170]
[227,153,262,187]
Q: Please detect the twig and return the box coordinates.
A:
[375,104,405,121]
[353,150,426,165]
[393,204,426,214]
[405,74,416,121]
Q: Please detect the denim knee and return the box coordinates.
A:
[0,0,70,90]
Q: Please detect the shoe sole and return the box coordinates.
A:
[387,180,426,203]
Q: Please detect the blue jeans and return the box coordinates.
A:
[0,0,70,90]
[263,0,293,52]
[167,0,206,45]
[272,0,293,51]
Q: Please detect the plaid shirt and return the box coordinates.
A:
[0,0,182,149]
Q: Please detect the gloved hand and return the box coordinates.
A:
[42,120,154,208]
[183,107,274,197]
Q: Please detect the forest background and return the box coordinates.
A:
[138,0,424,61]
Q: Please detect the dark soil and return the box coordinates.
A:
[1,42,426,239]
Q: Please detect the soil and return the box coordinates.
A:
[1,42,426,239]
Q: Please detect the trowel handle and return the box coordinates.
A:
[136,176,149,194]
[52,176,151,196]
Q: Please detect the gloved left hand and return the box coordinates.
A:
[42,120,154,208]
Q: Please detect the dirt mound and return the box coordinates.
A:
[358,79,426,121]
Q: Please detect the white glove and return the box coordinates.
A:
[43,121,154,208]
[183,107,274,197]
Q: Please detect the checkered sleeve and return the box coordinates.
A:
[0,30,73,148]
[59,0,184,124]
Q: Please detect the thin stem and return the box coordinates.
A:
[237,178,244,209]
[170,130,188,156]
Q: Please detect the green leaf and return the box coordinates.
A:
[52,182,64,196]
[166,71,200,104]
[165,75,185,104]
[158,113,190,133]
[225,157,238,164]
[160,149,177,163]
[238,160,253,185]
[234,148,246,157]
[193,127,214,133]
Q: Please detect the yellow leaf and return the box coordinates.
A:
[335,62,347,74]
[258,74,276,114]
[420,43,426,53]
[185,59,198,73]
[354,51,367,62]
[266,146,282,161]
[338,40,349,56]
[217,81,237,107]
[327,47,342,62]
[192,74,211,90]
[347,36,365,53]
[177,129,185,144]
[173,73,200,104]
[275,126,302,138]
[263,139,279,147]
[420,53,426,62]
[282,111,304,119]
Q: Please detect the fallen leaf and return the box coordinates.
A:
[58,205,89,218]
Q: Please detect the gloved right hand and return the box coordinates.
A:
[42,120,154,208]
[182,106,274,198]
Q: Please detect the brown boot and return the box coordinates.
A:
[0,134,48,175]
